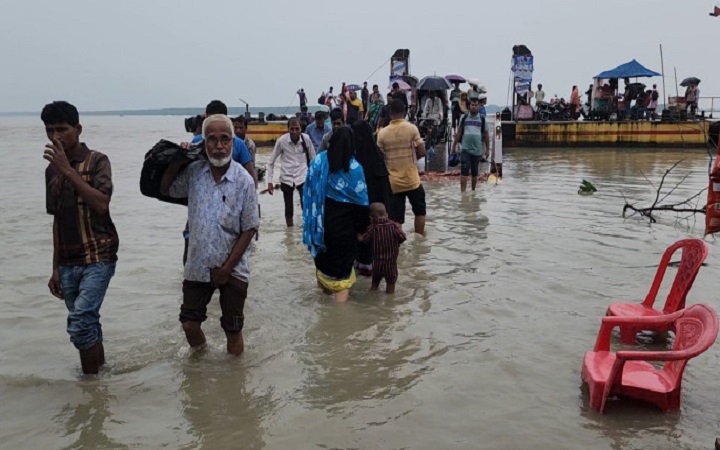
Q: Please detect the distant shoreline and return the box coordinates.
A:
[0,106,316,117]
[0,104,505,117]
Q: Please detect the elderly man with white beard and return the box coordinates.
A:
[161,114,260,356]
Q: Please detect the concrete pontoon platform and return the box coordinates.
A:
[502,120,713,148]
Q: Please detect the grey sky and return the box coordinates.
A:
[1,0,716,112]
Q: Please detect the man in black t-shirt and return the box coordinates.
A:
[391,82,408,113]
[361,82,369,112]
[378,92,394,129]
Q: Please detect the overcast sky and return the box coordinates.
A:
[1,0,717,112]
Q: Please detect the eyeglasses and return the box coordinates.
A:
[205,135,233,147]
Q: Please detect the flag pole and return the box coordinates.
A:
[659,44,667,112]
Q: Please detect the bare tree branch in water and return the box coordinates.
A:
[622,160,707,224]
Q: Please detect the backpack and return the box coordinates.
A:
[651,90,659,101]
[457,113,486,141]
[139,139,206,206]
[298,135,311,166]
[318,95,326,105]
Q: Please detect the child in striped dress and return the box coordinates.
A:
[360,203,407,293]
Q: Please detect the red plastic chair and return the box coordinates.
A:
[582,303,718,413]
[606,239,709,344]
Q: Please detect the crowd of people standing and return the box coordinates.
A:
[41,65,501,373]
[40,87,442,373]
[528,80,662,121]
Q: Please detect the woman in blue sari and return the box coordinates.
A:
[303,127,369,302]
[351,121,391,276]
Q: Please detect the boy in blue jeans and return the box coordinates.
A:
[42,101,119,375]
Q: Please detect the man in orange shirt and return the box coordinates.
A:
[376,100,427,235]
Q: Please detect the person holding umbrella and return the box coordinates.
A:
[680,77,701,117]
[686,84,698,117]
[680,77,700,115]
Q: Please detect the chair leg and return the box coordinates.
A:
[619,326,637,345]
[582,374,606,412]
[664,389,682,412]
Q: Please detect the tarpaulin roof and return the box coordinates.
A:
[594,59,661,79]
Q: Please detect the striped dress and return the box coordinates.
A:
[361,217,407,284]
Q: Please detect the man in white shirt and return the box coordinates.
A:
[421,91,443,126]
[325,87,335,108]
[535,84,546,109]
[267,117,316,227]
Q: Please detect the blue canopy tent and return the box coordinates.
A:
[594,59,661,79]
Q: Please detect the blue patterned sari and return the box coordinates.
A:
[302,152,369,258]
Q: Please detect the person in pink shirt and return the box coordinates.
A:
[569,85,581,119]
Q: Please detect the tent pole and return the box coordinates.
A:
[674,67,679,99]
[511,57,516,121]
[659,44,667,111]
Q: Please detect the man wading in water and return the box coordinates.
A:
[161,114,259,356]
[452,98,490,192]
[376,100,427,235]
[267,118,316,227]
[42,101,120,375]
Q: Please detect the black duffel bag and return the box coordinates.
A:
[139,139,206,205]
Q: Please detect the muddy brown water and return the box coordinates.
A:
[1,115,719,449]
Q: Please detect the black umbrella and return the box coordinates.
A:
[680,77,701,87]
[445,74,466,84]
[627,82,646,94]
[417,75,453,91]
[402,75,419,87]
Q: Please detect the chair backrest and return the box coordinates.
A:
[662,304,719,383]
[641,239,709,313]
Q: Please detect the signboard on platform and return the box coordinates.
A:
[513,55,534,96]
[391,60,407,78]
[389,49,410,85]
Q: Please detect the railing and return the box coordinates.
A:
[698,97,720,118]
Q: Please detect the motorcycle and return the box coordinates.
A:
[536,101,572,121]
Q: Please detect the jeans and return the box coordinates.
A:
[460,151,484,177]
[59,262,116,350]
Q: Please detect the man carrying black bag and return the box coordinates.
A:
[159,114,259,357]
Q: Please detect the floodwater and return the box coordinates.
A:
[1,115,719,450]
